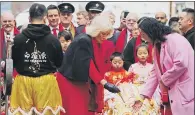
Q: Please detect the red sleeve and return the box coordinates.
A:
[89,59,103,84]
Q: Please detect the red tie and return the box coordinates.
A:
[129,33,133,40]
[52,28,57,37]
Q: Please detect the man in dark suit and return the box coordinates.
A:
[75,11,89,36]
[179,8,194,49]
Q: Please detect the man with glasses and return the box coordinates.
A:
[1,11,20,64]
[58,3,76,38]
[115,12,139,53]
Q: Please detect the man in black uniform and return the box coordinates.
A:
[179,8,194,49]
[75,1,105,36]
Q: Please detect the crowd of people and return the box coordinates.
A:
[0,1,194,115]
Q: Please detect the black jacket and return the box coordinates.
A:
[12,24,63,77]
[59,33,94,82]
[75,25,85,36]
[184,27,194,50]
[107,30,121,45]
[123,38,136,70]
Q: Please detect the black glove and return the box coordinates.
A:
[104,82,120,93]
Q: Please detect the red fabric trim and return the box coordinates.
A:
[59,23,76,37]
[89,59,103,84]
[156,48,169,103]
[0,27,19,59]
[82,26,86,33]
[115,28,127,53]
[1,28,5,59]
[59,23,64,32]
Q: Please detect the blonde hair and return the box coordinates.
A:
[102,11,115,18]
[101,11,116,24]
[86,15,114,39]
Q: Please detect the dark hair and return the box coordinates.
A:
[120,10,129,19]
[182,8,194,24]
[29,3,47,21]
[137,16,148,24]
[47,5,60,15]
[138,17,172,44]
[58,31,73,41]
[135,43,149,56]
[182,8,194,14]
[168,17,179,26]
[110,52,124,61]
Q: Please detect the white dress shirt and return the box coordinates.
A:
[50,25,60,36]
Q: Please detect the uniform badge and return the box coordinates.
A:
[96,3,99,7]
[64,6,68,9]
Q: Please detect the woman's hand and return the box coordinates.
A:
[160,80,169,90]
[132,95,145,112]
[100,79,107,86]
[132,100,143,112]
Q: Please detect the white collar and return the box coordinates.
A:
[127,29,132,36]
[50,25,59,30]
[63,24,71,31]
[4,29,14,36]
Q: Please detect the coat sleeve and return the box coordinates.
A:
[141,65,159,98]
[89,59,104,84]
[161,35,189,87]
[74,36,104,83]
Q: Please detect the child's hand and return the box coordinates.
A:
[132,100,143,112]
